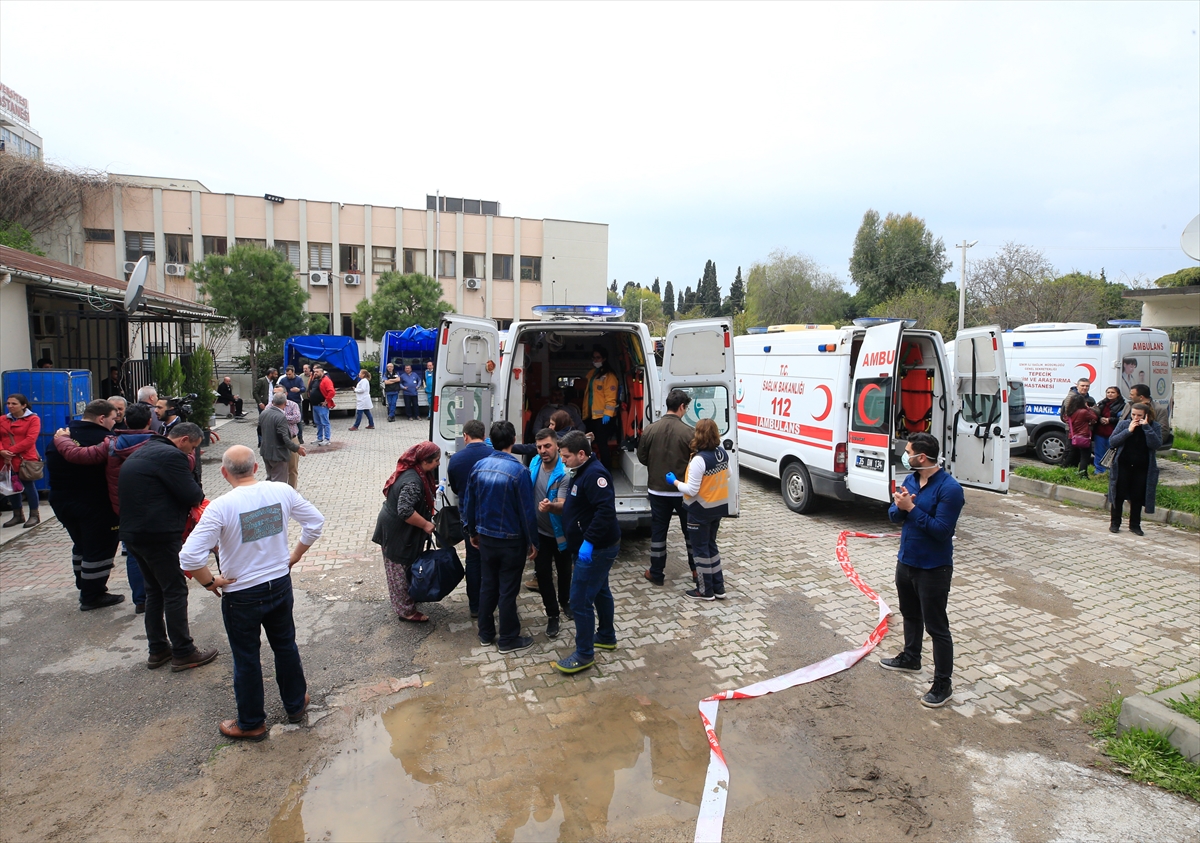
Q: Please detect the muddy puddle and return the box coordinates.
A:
[270,692,716,842]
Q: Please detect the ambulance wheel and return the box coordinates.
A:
[1035,430,1068,465]
[781,462,816,513]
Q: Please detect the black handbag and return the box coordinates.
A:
[407,536,464,603]
[433,492,464,547]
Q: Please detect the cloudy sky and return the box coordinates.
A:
[3,2,1197,296]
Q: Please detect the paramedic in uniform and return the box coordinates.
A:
[878,432,964,709]
[581,345,619,467]
[637,388,696,586]
[667,418,729,600]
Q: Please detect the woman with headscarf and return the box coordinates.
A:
[581,345,619,468]
[372,441,441,622]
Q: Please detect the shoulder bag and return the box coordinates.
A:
[433,490,464,547]
[1100,448,1116,469]
[7,431,43,482]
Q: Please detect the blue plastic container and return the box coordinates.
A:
[2,369,92,494]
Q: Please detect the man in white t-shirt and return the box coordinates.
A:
[180,445,325,742]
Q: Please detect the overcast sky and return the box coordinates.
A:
[3,1,1197,296]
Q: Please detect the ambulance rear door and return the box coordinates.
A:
[949,325,1009,492]
[847,320,904,502]
[662,318,739,516]
[433,313,501,500]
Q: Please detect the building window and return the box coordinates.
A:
[125,232,155,262]
[276,241,301,269]
[239,238,267,249]
[520,256,541,282]
[165,234,193,264]
[340,244,363,273]
[341,314,364,341]
[403,248,426,275]
[463,253,485,279]
[309,243,332,270]
[444,197,463,213]
[438,251,456,278]
[85,228,114,243]
[203,236,227,257]
[372,246,395,274]
[493,254,513,280]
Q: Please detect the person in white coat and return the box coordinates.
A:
[349,369,376,431]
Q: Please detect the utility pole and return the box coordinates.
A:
[957,240,978,335]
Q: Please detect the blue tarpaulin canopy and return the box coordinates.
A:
[382,326,437,364]
[284,335,361,378]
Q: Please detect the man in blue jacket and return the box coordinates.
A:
[879,432,965,708]
[399,364,422,420]
[447,419,492,618]
[554,430,621,674]
[464,420,539,654]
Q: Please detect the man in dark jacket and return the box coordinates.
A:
[636,388,696,586]
[46,399,123,610]
[119,422,218,672]
[554,430,621,675]
[217,377,246,418]
[447,419,493,618]
[254,368,279,414]
[259,393,304,483]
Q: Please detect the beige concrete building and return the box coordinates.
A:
[72,181,608,342]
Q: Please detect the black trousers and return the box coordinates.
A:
[1111,463,1148,530]
[124,532,195,657]
[1066,442,1092,474]
[56,501,119,602]
[534,534,572,618]
[895,562,953,681]
[585,417,613,467]
[477,537,526,648]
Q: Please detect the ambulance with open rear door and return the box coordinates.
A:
[734,319,1010,512]
[433,305,739,529]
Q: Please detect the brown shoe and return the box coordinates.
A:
[2,512,24,528]
[147,650,172,670]
[219,719,268,742]
[171,646,218,672]
[524,579,540,592]
[21,511,39,528]
[288,692,311,724]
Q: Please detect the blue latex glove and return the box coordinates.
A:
[665,471,677,485]
[601,415,611,425]
[578,540,593,562]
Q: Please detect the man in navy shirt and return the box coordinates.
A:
[447,419,492,618]
[399,364,422,420]
[879,432,964,709]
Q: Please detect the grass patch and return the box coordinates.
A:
[1013,465,1200,516]
[1083,682,1123,740]
[1172,429,1200,453]
[1165,691,1200,724]
[1106,728,1200,799]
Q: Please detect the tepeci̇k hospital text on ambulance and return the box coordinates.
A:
[733,318,1010,513]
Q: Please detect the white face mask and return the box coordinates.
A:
[593,361,603,369]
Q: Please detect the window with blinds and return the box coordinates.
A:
[403,249,426,275]
[373,247,396,274]
[463,253,485,278]
[309,243,332,270]
[276,241,301,268]
[125,232,155,262]
[203,236,227,256]
[437,251,456,278]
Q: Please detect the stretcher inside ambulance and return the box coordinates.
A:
[734,318,1009,513]
[433,306,739,529]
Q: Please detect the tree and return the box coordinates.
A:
[697,260,722,317]
[663,280,675,320]
[0,220,44,255]
[678,289,685,313]
[870,287,959,339]
[621,286,666,335]
[744,248,851,327]
[682,285,697,313]
[725,266,745,316]
[192,243,311,380]
[182,346,216,430]
[651,277,661,296]
[622,281,639,299]
[849,209,951,309]
[1155,267,1200,288]
[354,271,452,342]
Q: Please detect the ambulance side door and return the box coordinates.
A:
[434,313,501,501]
[846,321,904,503]
[662,318,739,516]
[949,325,1009,492]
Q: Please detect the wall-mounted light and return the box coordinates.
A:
[264,194,285,204]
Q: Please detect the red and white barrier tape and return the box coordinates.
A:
[693,530,898,843]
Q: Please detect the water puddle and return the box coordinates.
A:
[270,692,709,842]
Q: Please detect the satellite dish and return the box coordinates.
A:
[124,256,148,312]
[1182,214,1200,262]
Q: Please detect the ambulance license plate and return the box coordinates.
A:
[855,455,885,471]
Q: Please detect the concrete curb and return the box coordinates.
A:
[1118,679,1200,765]
[1165,448,1200,462]
[1009,475,1199,529]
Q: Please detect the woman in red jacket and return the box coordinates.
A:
[0,394,42,528]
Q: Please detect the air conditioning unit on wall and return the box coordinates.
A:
[343,273,361,286]
[464,277,482,290]
[123,261,138,274]
[165,263,187,277]
[309,271,330,286]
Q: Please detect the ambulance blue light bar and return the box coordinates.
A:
[532,304,625,320]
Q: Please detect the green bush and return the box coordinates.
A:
[183,347,216,430]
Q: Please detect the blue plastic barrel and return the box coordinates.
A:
[1,369,92,493]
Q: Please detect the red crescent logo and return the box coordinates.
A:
[1078,363,1097,382]
[813,384,833,421]
[857,384,882,425]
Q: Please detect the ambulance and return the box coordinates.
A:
[433,305,739,529]
[996,322,1174,464]
[734,319,1010,513]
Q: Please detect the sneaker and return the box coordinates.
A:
[171,646,219,672]
[146,650,173,670]
[553,653,595,674]
[920,679,953,708]
[80,593,125,611]
[685,588,714,602]
[546,616,561,639]
[498,636,535,655]
[713,589,726,600]
[478,635,496,647]
[879,653,922,672]
[594,640,617,651]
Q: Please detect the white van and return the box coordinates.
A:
[999,322,1174,464]
[433,305,740,528]
[734,319,1010,512]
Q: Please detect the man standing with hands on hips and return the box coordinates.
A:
[878,432,964,709]
[180,445,325,741]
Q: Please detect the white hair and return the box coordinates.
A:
[271,392,288,406]
[108,396,127,406]
[136,385,157,402]
[222,449,256,478]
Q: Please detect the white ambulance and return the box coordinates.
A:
[998,322,1174,464]
[433,305,740,529]
[734,319,1010,512]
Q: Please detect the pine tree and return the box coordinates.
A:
[727,266,745,315]
[683,285,697,312]
[699,260,721,317]
[609,279,618,295]
[652,277,661,296]
[663,280,675,319]
[678,290,685,313]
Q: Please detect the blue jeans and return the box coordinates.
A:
[569,542,618,660]
[221,575,307,731]
[477,537,527,647]
[313,405,331,442]
[1093,434,1110,474]
[647,494,693,582]
[353,409,375,428]
[386,391,399,420]
[126,547,146,606]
